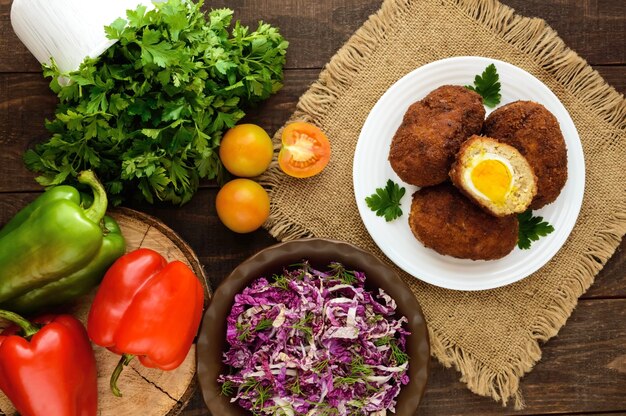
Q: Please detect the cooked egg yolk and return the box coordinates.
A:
[470,159,512,203]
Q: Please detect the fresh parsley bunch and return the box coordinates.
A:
[25,0,288,205]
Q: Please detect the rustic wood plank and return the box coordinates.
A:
[207,0,381,70]
[0,0,41,72]
[2,0,625,73]
[0,0,625,412]
[0,73,55,192]
[584,239,626,299]
[594,67,626,96]
[415,299,626,415]
[236,69,319,137]
[502,0,626,65]
[0,192,38,220]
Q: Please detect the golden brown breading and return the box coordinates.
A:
[408,184,518,260]
[483,100,567,209]
[389,85,485,187]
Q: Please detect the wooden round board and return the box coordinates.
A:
[0,207,211,416]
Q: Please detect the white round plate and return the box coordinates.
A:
[353,56,585,291]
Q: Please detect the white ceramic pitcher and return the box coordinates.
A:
[11,0,157,73]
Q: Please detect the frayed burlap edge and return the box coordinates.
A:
[260,0,626,408]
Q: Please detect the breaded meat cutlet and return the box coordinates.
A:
[450,135,537,217]
[389,85,485,187]
[483,100,567,209]
[408,184,518,260]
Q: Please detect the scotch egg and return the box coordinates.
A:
[449,135,537,217]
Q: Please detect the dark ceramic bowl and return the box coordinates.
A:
[197,238,430,415]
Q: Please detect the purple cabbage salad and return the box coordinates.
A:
[218,261,410,415]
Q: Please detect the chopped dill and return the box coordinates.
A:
[292,311,314,339]
[374,335,409,366]
[328,262,358,285]
[289,371,302,395]
[220,380,234,397]
[335,356,374,386]
[254,318,274,332]
[312,358,329,374]
[236,321,251,342]
[288,261,311,279]
[389,339,409,366]
[253,383,272,409]
[271,273,290,290]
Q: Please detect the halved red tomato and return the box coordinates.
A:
[278,122,331,178]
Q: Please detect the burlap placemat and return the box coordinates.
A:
[260,0,626,408]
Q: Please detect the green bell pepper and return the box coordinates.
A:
[0,185,80,240]
[0,171,126,314]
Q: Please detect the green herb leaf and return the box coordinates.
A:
[291,311,314,340]
[26,0,288,205]
[288,371,302,395]
[365,179,406,221]
[254,318,274,332]
[236,321,252,342]
[466,63,501,108]
[336,356,374,387]
[517,209,555,249]
[104,18,127,39]
[270,273,290,291]
[327,262,358,285]
[220,380,234,397]
[126,4,148,27]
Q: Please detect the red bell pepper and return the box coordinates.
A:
[0,310,97,416]
[87,248,204,397]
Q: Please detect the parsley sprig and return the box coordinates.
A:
[517,209,555,249]
[365,179,406,222]
[466,63,501,108]
[25,0,288,205]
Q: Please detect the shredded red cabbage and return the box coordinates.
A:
[218,261,410,415]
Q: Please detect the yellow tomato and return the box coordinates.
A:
[215,179,270,233]
[219,124,274,177]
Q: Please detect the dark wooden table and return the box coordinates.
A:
[1,0,624,415]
